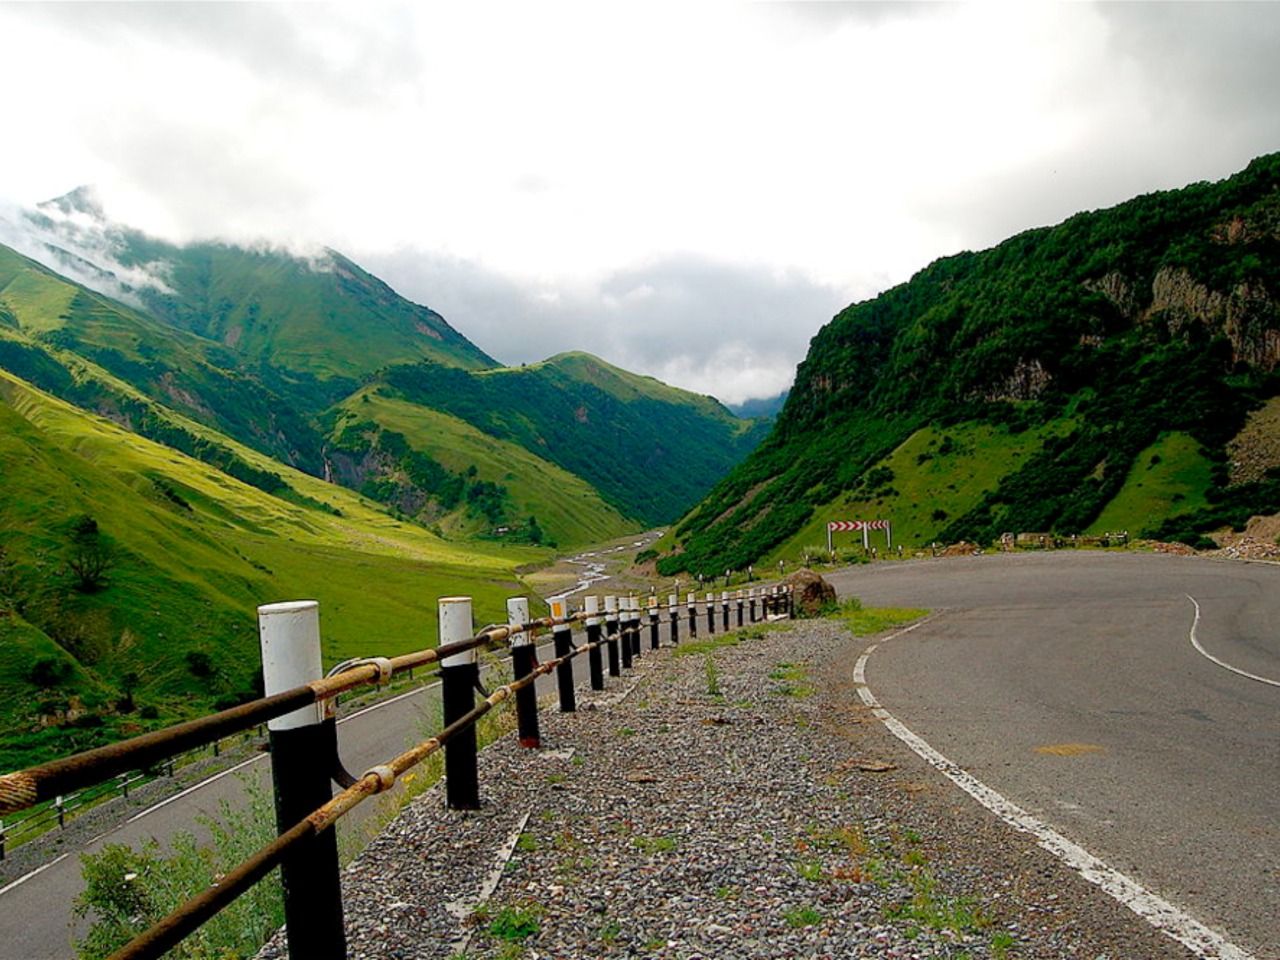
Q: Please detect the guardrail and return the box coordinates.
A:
[0,583,793,960]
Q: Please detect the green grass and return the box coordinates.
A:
[829,598,929,635]
[770,420,1074,560]
[782,906,822,928]
[632,835,678,854]
[335,390,636,549]
[768,661,813,697]
[484,904,541,942]
[671,623,781,657]
[1086,431,1214,535]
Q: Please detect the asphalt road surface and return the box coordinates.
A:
[827,551,1279,959]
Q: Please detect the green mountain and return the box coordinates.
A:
[370,352,772,525]
[662,152,1280,574]
[0,243,332,474]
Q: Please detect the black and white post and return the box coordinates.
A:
[258,600,346,960]
[629,596,643,658]
[508,597,540,749]
[586,596,605,690]
[549,598,576,713]
[440,596,480,810]
[606,595,624,673]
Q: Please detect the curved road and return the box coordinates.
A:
[827,552,1279,960]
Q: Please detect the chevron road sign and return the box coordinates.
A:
[826,519,892,553]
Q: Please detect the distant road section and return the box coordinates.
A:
[828,552,1279,959]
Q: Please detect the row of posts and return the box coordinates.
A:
[255,584,790,960]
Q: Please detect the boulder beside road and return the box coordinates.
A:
[784,567,837,616]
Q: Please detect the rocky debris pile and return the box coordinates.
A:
[1136,539,1199,556]
[1212,536,1280,560]
[1226,397,1280,486]
[941,541,984,557]
[258,621,1193,960]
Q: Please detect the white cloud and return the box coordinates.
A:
[1,1,1277,402]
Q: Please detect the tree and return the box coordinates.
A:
[68,540,115,593]
[66,514,114,593]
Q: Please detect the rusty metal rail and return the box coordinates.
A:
[104,636,596,960]
[0,615,581,819]
[2,583,793,960]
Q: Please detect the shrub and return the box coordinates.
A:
[29,657,72,689]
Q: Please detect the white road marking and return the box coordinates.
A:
[339,681,438,724]
[1186,594,1280,688]
[855,620,1256,960]
[125,754,265,825]
[0,853,69,898]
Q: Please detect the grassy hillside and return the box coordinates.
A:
[663,152,1280,572]
[767,421,1074,561]
[378,352,771,525]
[330,389,636,548]
[0,369,539,771]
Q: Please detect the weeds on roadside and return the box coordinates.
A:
[632,835,677,854]
[827,597,928,635]
[486,904,541,942]
[74,782,284,959]
[704,654,721,696]
[782,906,822,928]
[768,661,813,697]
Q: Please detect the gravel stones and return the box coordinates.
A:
[259,620,1195,960]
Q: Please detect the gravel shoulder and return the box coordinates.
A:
[262,618,1196,960]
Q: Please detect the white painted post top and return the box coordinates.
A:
[507,597,531,647]
[585,595,600,626]
[668,594,678,609]
[549,598,568,623]
[258,600,323,732]
[604,595,618,617]
[439,596,474,666]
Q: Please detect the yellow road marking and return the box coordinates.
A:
[1035,743,1105,757]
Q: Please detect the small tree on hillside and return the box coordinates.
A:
[66,514,114,593]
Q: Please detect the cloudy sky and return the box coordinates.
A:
[2,2,1279,405]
